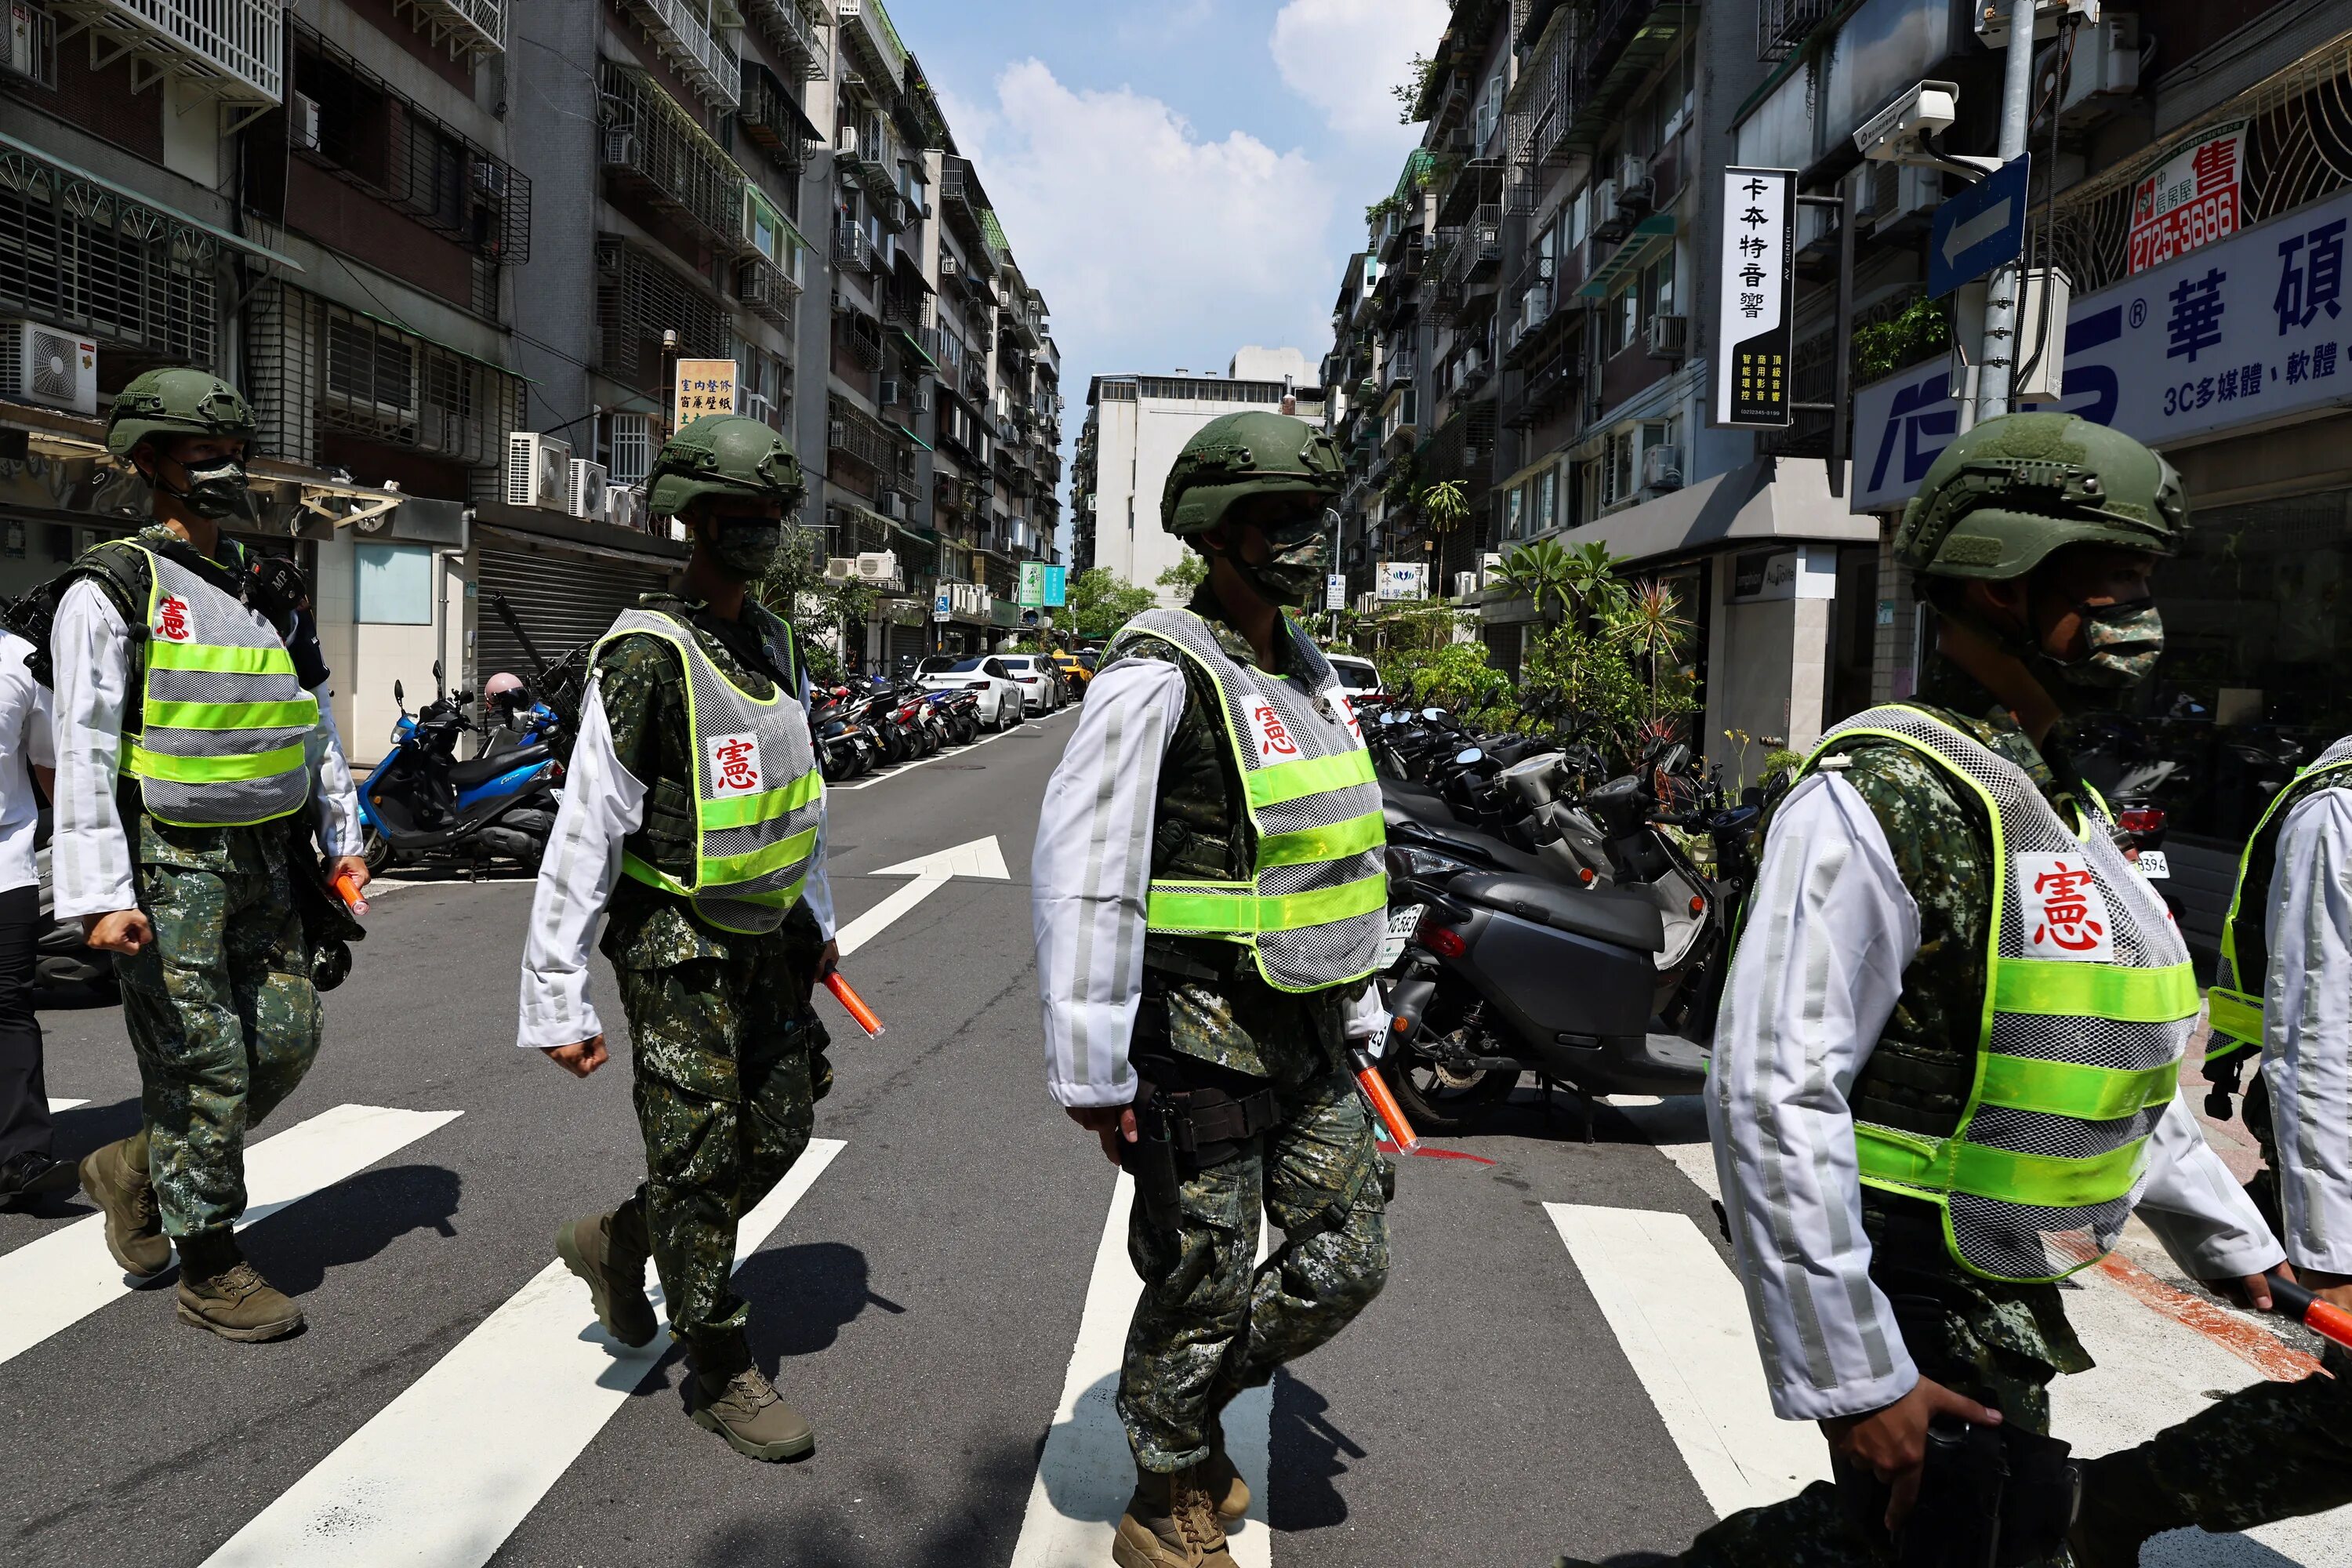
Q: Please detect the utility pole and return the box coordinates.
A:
[1975,0,2040,423]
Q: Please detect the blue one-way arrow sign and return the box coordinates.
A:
[1928,153,2030,299]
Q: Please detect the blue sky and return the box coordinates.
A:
[877,0,1446,524]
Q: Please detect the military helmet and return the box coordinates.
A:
[103,368,256,459]
[646,415,806,519]
[1162,410,1343,538]
[1893,412,2187,581]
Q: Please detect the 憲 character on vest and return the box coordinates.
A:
[1032,411,1391,1568]
[518,415,838,1463]
[58,369,368,1341]
[1555,414,2352,1568]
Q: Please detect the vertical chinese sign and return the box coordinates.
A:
[673,358,739,430]
[1715,167,1794,428]
[2129,124,2245,276]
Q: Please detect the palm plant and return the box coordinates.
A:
[1563,540,1629,620]
[1495,538,1576,621]
[1610,577,1693,709]
[1420,478,1469,534]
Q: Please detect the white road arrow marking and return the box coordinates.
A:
[1942,196,2014,264]
[45,1098,87,1113]
[835,833,1011,956]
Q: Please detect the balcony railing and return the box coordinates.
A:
[833,220,875,273]
[600,61,746,247]
[1759,0,1830,62]
[837,0,904,93]
[739,0,825,79]
[595,234,730,389]
[1563,0,1697,158]
[737,253,797,327]
[51,0,283,104]
[836,121,898,200]
[1384,351,1417,387]
[961,356,989,400]
[398,0,505,57]
[614,0,739,107]
[738,60,821,171]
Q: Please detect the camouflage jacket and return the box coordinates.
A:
[1100,585,1350,1087]
[597,593,821,971]
[1804,663,2099,1373]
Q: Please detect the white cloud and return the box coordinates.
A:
[955,59,1338,376]
[1269,0,1448,140]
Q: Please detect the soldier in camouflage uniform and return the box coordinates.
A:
[1033,411,1392,1568]
[53,368,368,1342]
[1555,415,2352,1568]
[518,416,837,1462]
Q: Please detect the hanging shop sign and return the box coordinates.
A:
[1713,167,1795,428]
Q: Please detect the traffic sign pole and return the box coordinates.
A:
[1976,0,2040,423]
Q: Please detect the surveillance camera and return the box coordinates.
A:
[1853,81,1959,162]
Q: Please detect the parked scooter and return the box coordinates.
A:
[358,659,562,875]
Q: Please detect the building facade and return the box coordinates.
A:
[0,0,1058,769]
[1073,349,1323,608]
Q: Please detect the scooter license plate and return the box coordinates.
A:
[1379,905,1425,967]
[2136,850,2170,880]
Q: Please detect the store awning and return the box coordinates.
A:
[896,421,933,452]
[0,132,305,272]
[1577,212,1676,299]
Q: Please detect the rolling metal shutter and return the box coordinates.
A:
[474,541,673,692]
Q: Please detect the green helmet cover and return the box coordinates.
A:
[646,415,807,519]
[104,368,256,459]
[1893,412,2187,581]
[1161,410,1343,539]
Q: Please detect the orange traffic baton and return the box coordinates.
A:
[1350,1048,1419,1153]
[823,971,885,1038]
[332,869,369,916]
[2268,1272,2352,1352]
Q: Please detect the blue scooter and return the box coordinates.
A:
[358,659,564,874]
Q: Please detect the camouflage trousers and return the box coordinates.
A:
[1120,1062,1389,1473]
[1679,1287,2352,1566]
[114,826,319,1240]
[612,937,823,1353]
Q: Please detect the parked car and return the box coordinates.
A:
[916,656,1027,729]
[993,653,1062,714]
[1327,653,1385,702]
[1047,649,1093,699]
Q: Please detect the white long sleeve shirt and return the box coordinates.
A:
[0,632,54,895]
[2259,784,2352,1273]
[49,577,362,920]
[515,672,836,1051]
[1032,656,1384,1110]
[1711,771,2285,1423]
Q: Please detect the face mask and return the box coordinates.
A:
[2045,601,2165,690]
[168,457,250,521]
[1229,512,1330,608]
[706,516,783,580]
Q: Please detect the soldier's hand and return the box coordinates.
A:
[2209,1263,2292,1311]
[1067,1102,1138,1167]
[328,855,371,897]
[544,1036,608,1078]
[83,909,153,955]
[1820,1376,2003,1536]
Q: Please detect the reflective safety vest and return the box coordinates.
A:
[1110,608,1386,994]
[125,546,317,828]
[598,608,823,935]
[2205,734,2352,1061]
[1800,705,2198,1283]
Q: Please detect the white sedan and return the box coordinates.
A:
[993,653,1062,714]
[917,656,1027,730]
[1327,653,1384,702]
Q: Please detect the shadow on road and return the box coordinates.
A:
[684,1435,1040,1568]
[1269,1368,1363,1531]
[243,1162,463,1293]
[741,1240,906,1367]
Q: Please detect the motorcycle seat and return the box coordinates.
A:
[1453,872,1665,953]
[448,742,550,789]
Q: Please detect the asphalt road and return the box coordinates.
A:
[3,702,2331,1568]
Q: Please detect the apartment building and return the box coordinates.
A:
[1763,0,2352,947]
[1072,347,1323,606]
[1321,0,1880,773]
[0,0,1059,764]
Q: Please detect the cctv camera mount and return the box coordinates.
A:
[1854,81,1960,163]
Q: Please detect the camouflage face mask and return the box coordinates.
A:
[2053,600,2164,688]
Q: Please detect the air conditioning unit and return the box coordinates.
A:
[1462,345,1485,376]
[875,490,904,520]
[604,485,644,532]
[1588,178,1626,241]
[1480,551,1505,583]
[1354,592,1380,615]
[1646,314,1689,358]
[471,158,506,196]
[292,93,321,153]
[568,458,608,521]
[2058,14,2140,129]
[939,255,960,281]
[601,129,637,167]
[0,319,97,415]
[1453,571,1479,601]
[824,557,856,583]
[1860,163,1941,238]
[1641,444,1684,493]
[879,376,901,407]
[503,431,572,510]
[836,125,861,158]
[1616,152,1653,213]
[854,550,900,586]
[913,385,933,414]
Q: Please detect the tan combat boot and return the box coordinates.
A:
[1200,1417,1249,1522]
[78,1134,170,1278]
[1113,1465,1237,1568]
[556,1200,656,1348]
[687,1363,816,1461]
[175,1233,304,1342]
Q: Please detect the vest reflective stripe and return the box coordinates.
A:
[1109,608,1387,993]
[600,608,823,935]
[124,547,315,828]
[2207,736,2352,1063]
[1804,705,2195,1283]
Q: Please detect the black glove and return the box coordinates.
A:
[285,607,331,691]
[246,554,309,637]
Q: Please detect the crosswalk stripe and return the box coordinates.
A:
[1546,1202,1832,1517]
[0,1102,458,1369]
[1010,1172,1273,1568]
[201,1136,846,1568]
[45,1098,88,1112]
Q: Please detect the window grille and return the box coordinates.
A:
[0,149,216,366]
[594,233,731,387]
[598,58,746,244]
[609,412,652,484]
